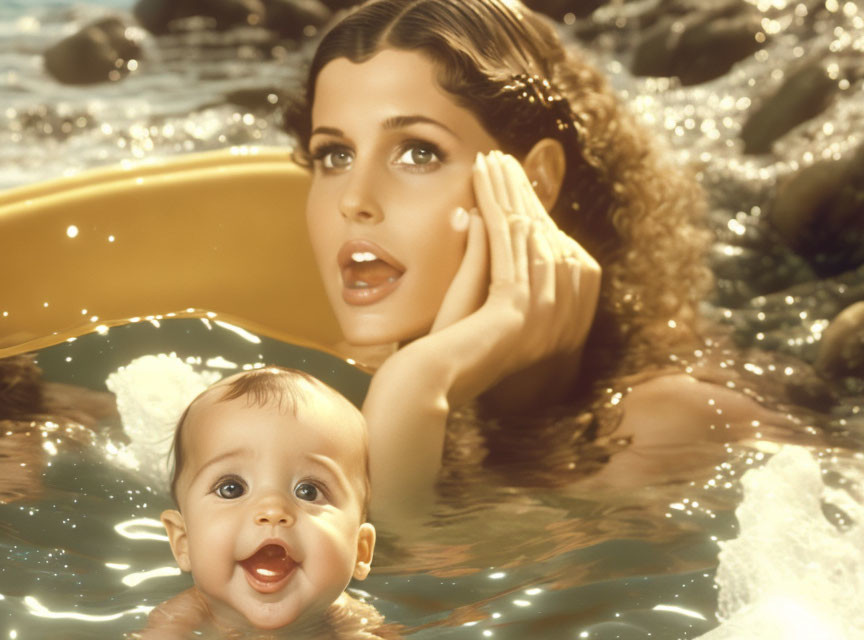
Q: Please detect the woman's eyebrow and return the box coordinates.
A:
[381,115,458,138]
[310,126,344,138]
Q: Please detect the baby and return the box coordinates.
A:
[137,367,381,638]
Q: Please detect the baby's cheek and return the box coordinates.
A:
[188,518,237,582]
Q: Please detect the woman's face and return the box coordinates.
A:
[305,49,499,346]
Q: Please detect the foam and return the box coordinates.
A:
[698,446,864,640]
[105,353,220,485]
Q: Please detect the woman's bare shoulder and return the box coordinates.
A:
[587,372,817,488]
[609,373,804,447]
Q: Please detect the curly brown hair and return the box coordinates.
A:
[285,0,713,381]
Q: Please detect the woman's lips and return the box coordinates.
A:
[240,542,298,594]
[337,240,405,306]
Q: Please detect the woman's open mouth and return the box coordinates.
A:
[338,240,405,306]
[240,542,298,594]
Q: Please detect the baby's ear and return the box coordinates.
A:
[352,523,376,580]
[161,509,192,572]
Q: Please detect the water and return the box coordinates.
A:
[2,0,864,637]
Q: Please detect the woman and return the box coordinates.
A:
[285,0,801,520]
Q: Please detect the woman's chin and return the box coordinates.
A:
[339,319,429,350]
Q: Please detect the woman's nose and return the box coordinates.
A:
[338,163,383,224]
[253,494,295,527]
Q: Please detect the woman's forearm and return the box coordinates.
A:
[362,347,451,521]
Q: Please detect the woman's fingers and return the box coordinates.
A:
[511,217,530,284]
[473,153,514,282]
[487,150,515,214]
[431,210,489,333]
[529,224,556,310]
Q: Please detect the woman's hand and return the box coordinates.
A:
[423,150,601,405]
[362,150,600,521]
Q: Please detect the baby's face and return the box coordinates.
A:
[162,391,374,631]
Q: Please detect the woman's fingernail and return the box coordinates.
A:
[451,206,470,231]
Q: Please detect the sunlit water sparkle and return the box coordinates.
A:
[2,0,864,638]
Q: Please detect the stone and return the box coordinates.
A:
[43,17,143,85]
[769,144,864,277]
[317,0,361,10]
[816,302,864,378]
[631,0,764,85]
[0,355,42,419]
[225,86,283,112]
[134,0,267,34]
[742,61,840,155]
[264,0,332,39]
[523,0,607,20]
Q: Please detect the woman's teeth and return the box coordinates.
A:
[352,275,400,288]
[343,252,403,289]
[352,251,378,263]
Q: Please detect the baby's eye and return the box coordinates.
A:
[215,478,246,499]
[294,482,320,502]
[395,143,441,168]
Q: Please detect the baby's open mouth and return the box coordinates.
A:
[240,544,297,590]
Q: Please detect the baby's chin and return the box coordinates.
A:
[205,589,333,635]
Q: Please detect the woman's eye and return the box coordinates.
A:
[396,144,441,167]
[314,147,353,171]
[294,482,320,502]
[215,479,245,499]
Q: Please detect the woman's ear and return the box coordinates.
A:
[352,523,376,580]
[522,137,566,211]
[161,509,192,572]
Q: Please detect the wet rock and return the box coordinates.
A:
[43,17,143,85]
[134,0,267,35]
[784,375,839,413]
[264,0,331,39]
[0,356,42,419]
[630,0,764,85]
[523,0,607,20]
[816,302,864,378]
[225,86,283,112]
[742,61,840,155]
[768,144,864,277]
[317,0,361,10]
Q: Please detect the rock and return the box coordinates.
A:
[225,86,283,112]
[768,144,864,277]
[134,0,267,34]
[43,17,143,85]
[816,302,864,378]
[630,0,764,85]
[523,0,607,20]
[264,0,331,39]
[742,61,840,155]
[0,355,42,419]
[317,0,361,10]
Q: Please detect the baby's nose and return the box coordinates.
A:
[253,496,295,527]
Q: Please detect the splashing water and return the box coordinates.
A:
[105,353,221,486]
[698,446,864,639]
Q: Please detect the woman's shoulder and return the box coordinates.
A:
[586,371,820,487]
[609,372,806,447]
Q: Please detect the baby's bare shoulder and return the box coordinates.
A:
[328,593,403,639]
[127,588,211,639]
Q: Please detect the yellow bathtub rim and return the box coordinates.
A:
[0,147,344,359]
